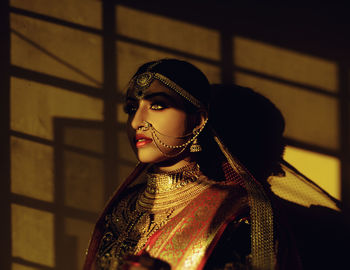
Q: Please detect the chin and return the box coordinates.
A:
[136,150,167,164]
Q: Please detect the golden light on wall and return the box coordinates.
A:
[7,1,345,269]
[11,137,54,202]
[233,36,341,200]
[115,5,222,92]
[233,36,339,151]
[63,150,105,212]
[11,13,102,87]
[12,263,38,270]
[64,218,95,269]
[63,126,104,154]
[234,36,338,92]
[234,73,339,150]
[11,78,103,140]
[115,42,221,93]
[12,204,55,267]
[9,1,105,269]
[116,5,221,61]
[117,103,128,124]
[284,145,341,200]
[10,0,102,29]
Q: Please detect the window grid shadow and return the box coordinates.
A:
[6,2,349,269]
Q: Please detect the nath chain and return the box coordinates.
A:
[136,119,208,157]
[146,118,208,157]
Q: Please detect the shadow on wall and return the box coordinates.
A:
[53,118,135,269]
[11,118,136,270]
[4,1,350,270]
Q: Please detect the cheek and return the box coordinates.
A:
[157,112,188,135]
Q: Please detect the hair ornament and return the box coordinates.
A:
[129,59,203,108]
[133,72,155,99]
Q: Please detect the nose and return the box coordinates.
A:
[130,102,147,131]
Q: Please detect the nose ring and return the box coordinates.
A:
[138,121,151,131]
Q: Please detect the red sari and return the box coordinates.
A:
[83,163,251,270]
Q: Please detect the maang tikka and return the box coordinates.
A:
[128,60,203,109]
[133,72,154,100]
[132,61,162,100]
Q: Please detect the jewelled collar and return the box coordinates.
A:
[146,163,201,194]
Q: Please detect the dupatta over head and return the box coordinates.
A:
[84,59,341,270]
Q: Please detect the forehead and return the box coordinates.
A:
[127,79,185,104]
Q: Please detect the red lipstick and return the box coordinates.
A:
[135,134,153,148]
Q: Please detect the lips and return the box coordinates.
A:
[135,134,153,148]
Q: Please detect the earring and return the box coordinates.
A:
[190,129,202,152]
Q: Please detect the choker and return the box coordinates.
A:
[146,163,201,194]
[137,163,207,213]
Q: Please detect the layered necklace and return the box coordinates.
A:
[96,163,208,270]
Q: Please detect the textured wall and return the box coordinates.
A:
[3,1,350,269]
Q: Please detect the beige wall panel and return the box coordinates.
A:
[116,41,221,92]
[11,137,54,202]
[116,130,137,164]
[117,103,128,124]
[10,0,102,29]
[117,164,136,182]
[235,73,338,150]
[11,78,103,140]
[63,150,104,212]
[64,126,104,154]
[343,160,350,207]
[112,164,138,194]
[12,204,55,267]
[11,14,102,87]
[116,5,220,61]
[234,36,338,93]
[64,218,95,270]
[12,263,38,270]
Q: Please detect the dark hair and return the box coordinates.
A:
[207,84,286,181]
[132,59,211,112]
[130,59,285,182]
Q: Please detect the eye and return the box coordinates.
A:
[123,103,138,115]
[150,103,167,110]
[150,100,169,111]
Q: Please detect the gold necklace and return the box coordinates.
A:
[136,163,208,213]
[145,163,201,194]
[96,163,209,270]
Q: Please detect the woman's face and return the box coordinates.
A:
[125,80,193,164]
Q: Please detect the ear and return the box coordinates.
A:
[195,109,208,130]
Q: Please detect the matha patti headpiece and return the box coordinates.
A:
[130,61,203,108]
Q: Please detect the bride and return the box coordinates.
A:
[83,59,346,270]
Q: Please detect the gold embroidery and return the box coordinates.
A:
[214,135,275,269]
[147,182,248,270]
[96,164,207,269]
[96,164,249,270]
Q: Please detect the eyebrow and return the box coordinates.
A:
[144,92,177,102]
[126,92,178,103]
